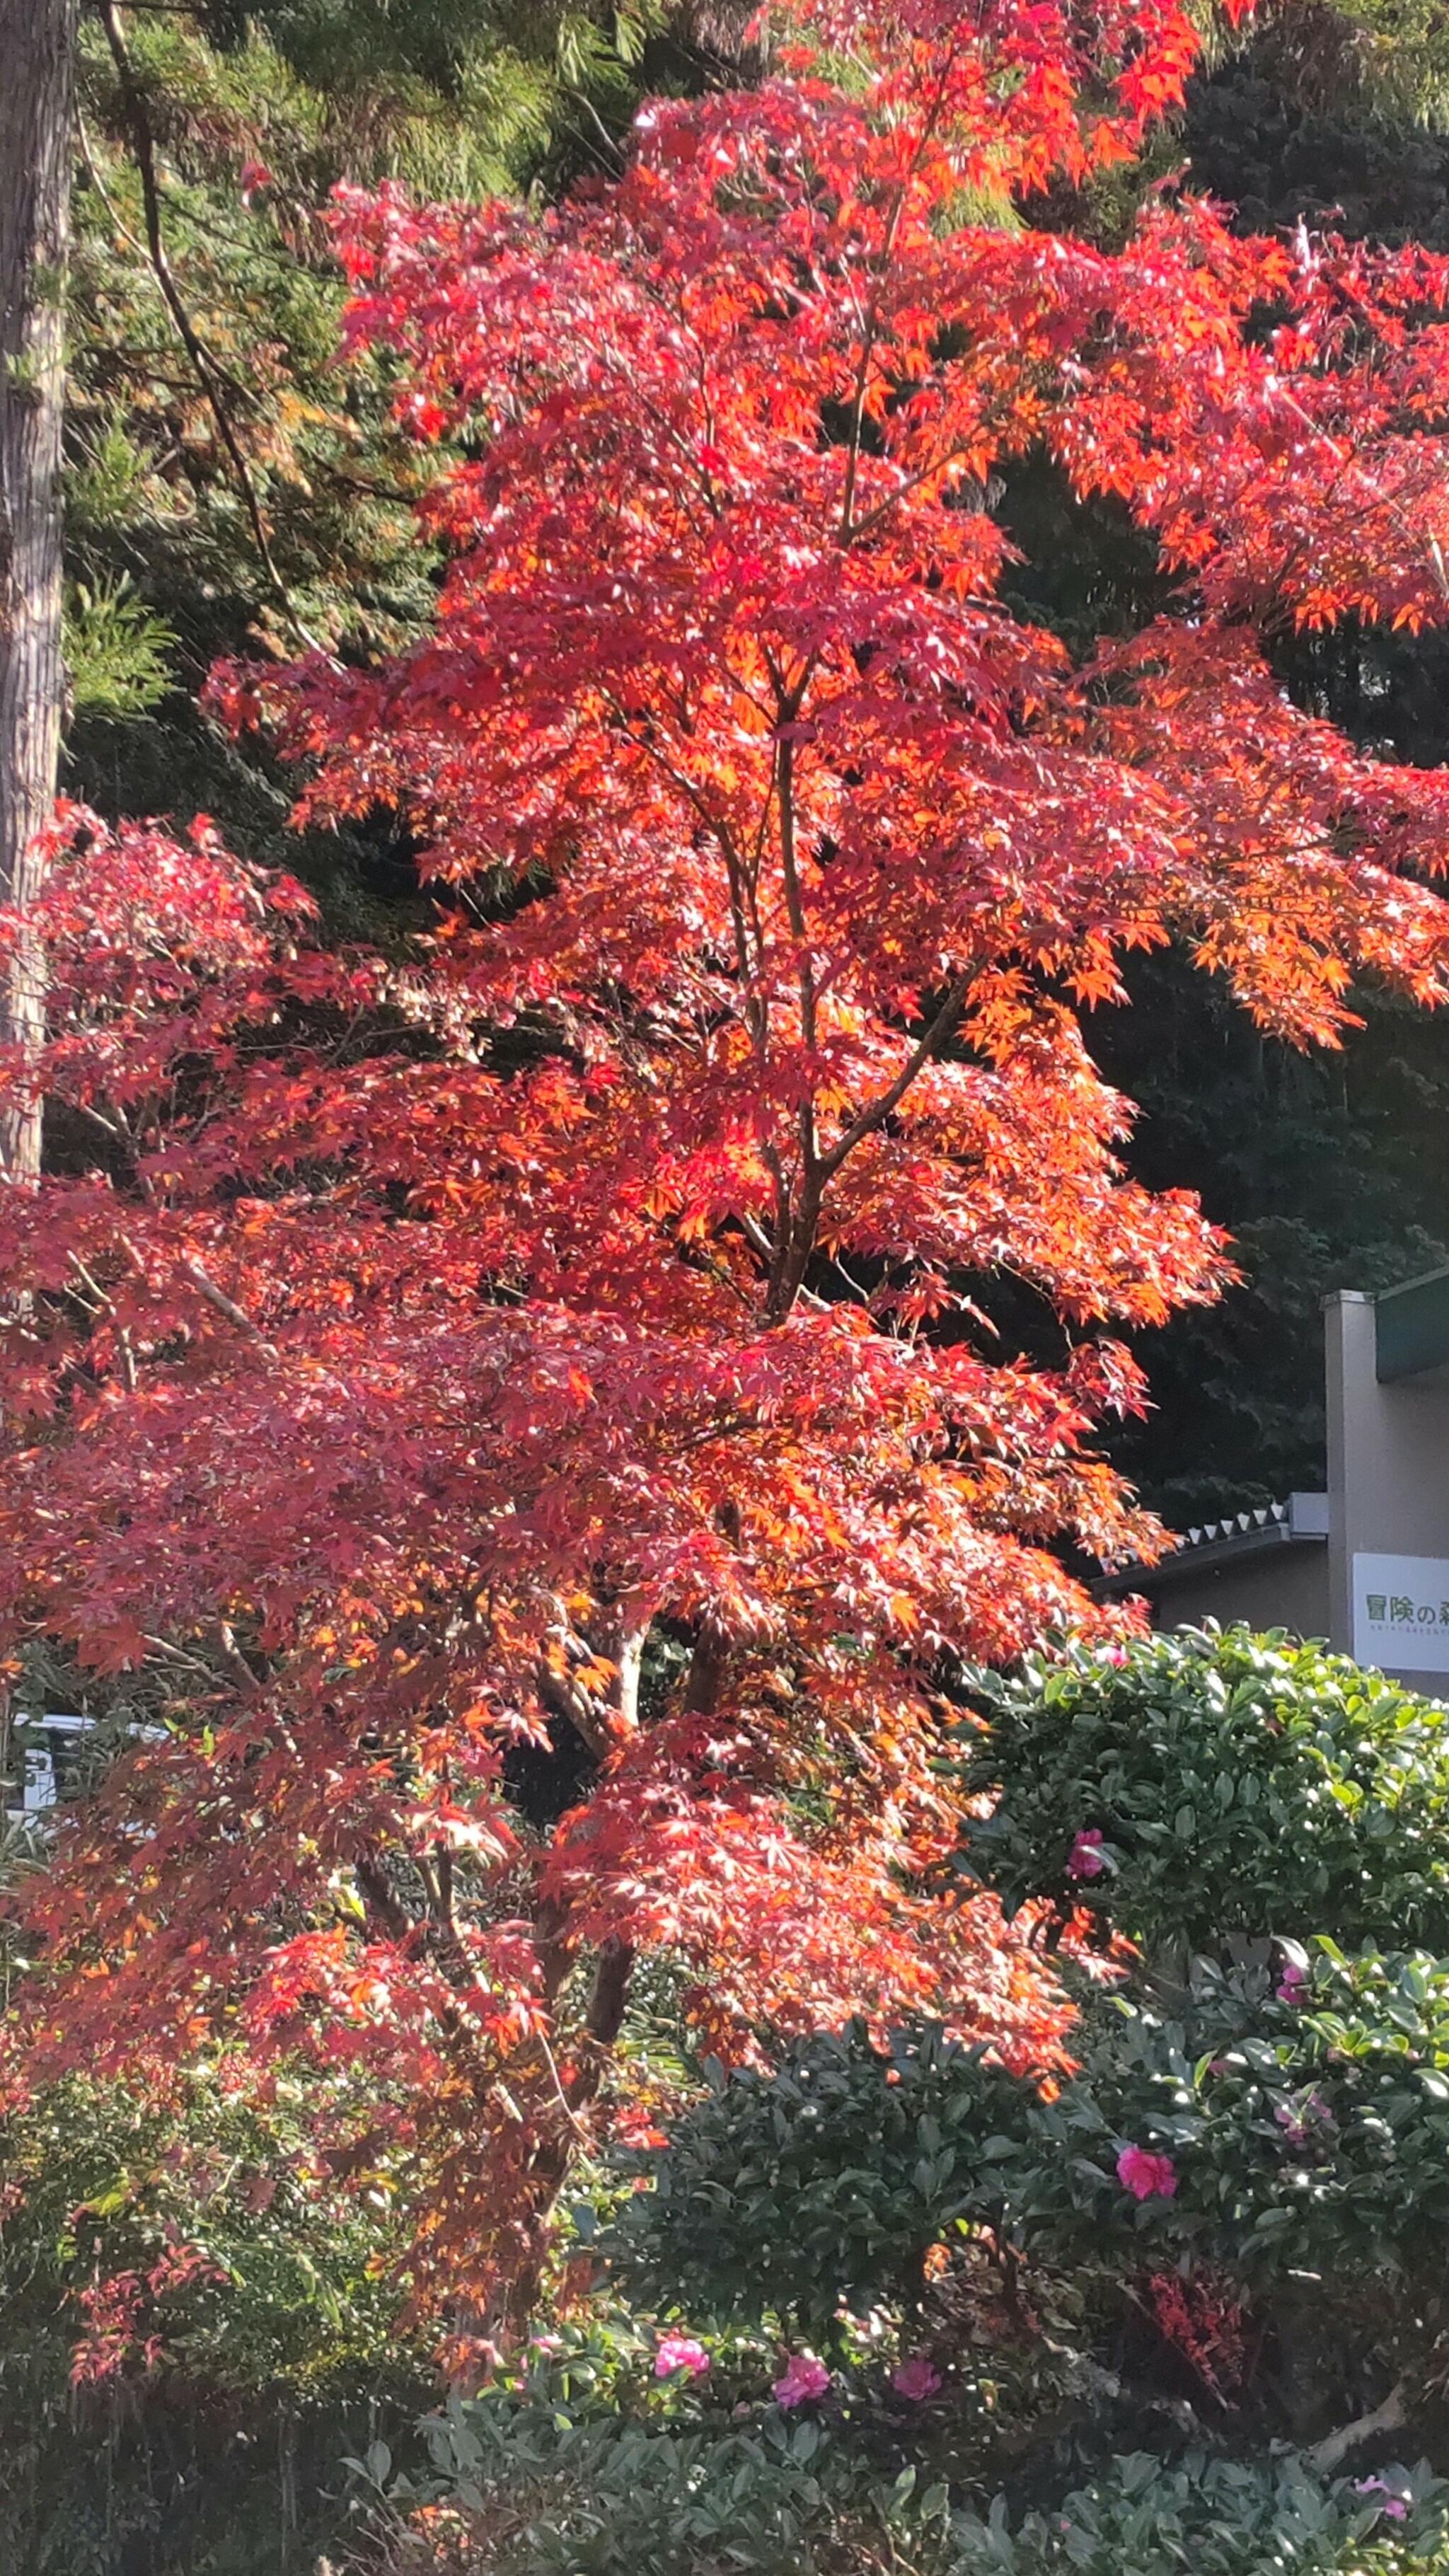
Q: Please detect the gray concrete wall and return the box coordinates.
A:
[1146,1544,1330,1640]
[1325,1289,1449,1694]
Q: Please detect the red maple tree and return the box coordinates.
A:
[6,0,1449,2324]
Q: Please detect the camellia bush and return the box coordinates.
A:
[954,1627,1449,1956]
[544,1634,1449,2574]
[600,2021,1037,2341]
[949,2454,1449,2576]
[384,2336,957,2576]
[606,1950,1449,2420]
[599,2009,1087,2341]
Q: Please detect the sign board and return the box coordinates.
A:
[1353,1553,1449,1675]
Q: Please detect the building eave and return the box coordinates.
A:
[1092,1494,1329,1601]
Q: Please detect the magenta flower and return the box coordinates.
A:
[1066,1828,1107,1881]
[891,2354,943,2402]
[1353,2478,1408,2521]
[1116,2144,1178,2200]
[655,2333,710,2380]
[1274,2092,1334,2152]
[773,2352,832,2408]
[1276,1960,1308,2004]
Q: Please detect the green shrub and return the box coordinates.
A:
[0,2058,419,2401]
[1019,1944,1449,2291]
[601,2021,1034,2338]
[954,1628,1449,1956]
[0,2057,429,2575]
[952,2451,1449,2575]
[608,1946,1449,2327]
[386,2352,955,2576]
[389,2401,1449,2576]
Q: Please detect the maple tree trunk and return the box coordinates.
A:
[494,1628,735,2330]
[480,1936,637,2343]
[0,0,74,1180]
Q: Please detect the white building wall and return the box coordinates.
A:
[1324,1289,1449,1694]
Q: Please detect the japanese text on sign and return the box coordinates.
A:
[1353,1554,1449,1675]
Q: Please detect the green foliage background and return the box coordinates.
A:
[0,2057,429,2575]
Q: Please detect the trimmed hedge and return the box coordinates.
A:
[954,1627,1449,1956]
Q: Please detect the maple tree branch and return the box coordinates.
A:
[536,2025,593,2139]
[1308,2378,1407,2473]
[180,1257,279,1357]
[213,1620,264,1692]
[683,1613,732,1714]
[763,972,971,1323]
[354,1852,417,1946]
[764,1159,824,1323]
[775,730,821,1199]
[532,1896,575,2009]
[612,1620,647,1734]
[434,1840,456,1939]
[760,1136,792,1274]
[95,1,322,649]
[838,40,961,543]
[818,971,972,1179]
[599,688,764,997]
[592,325,724,526]
[581,1934,634,2050]
[67,1251,137,1391]
[1274,244,1449,607]
[139,1631,225,1678]
[535,1597,648,1760]
[353,1849,501,2072]
[848,437,983,549]
[535,1658,616,1760]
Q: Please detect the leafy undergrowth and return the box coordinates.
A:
[371,2361,1449,2576]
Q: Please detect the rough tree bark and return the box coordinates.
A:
[0,0,75,1179]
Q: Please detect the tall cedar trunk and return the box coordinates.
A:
[0,0,74,1179]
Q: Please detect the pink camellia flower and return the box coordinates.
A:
[1276,1960,1308,2004]
[1066,1828,1107,1881]
[773,2352,832,2408]
[891,2354,943,2402]
[1353,2478,1408,2521]
[1274,2091,1335,2152]
[531,2333,564,2356]
[1102,1644,1130,1668]
[1116,2144,1178,2200]
[655,2333,710,2380]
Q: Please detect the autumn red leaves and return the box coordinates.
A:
[4,0,1449,2316]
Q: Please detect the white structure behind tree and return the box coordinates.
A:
[1099,1264,1449,1693]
